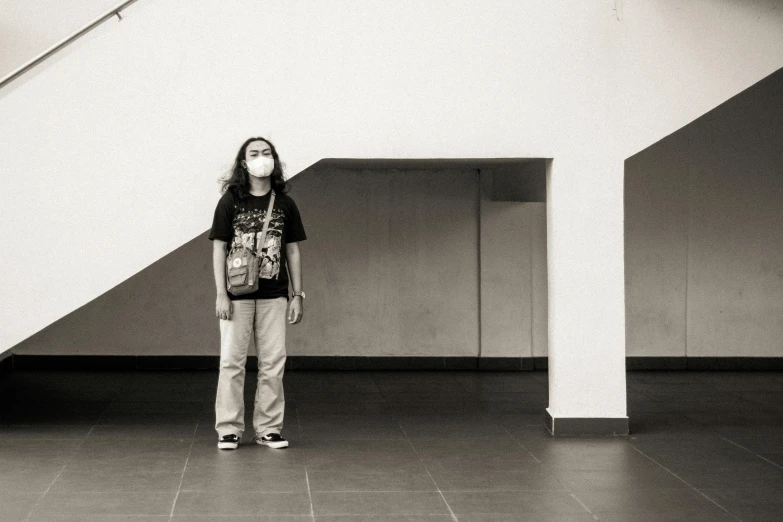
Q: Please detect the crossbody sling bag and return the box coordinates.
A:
[225,191,276,296]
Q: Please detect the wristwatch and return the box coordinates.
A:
[292,291,306,299]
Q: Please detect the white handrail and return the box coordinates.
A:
[0,0,142,90]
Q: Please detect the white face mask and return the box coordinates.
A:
[245,156,275,178]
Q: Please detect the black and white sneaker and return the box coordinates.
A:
[255,433,289,449]
[218,434,239,450]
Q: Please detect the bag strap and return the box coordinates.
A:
[257,191,276,254]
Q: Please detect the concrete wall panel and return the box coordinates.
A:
[686,82,783,356]
[624,136,689,357]
[285,167,480,357]
[530,203,549,357]
[479,201,530,357]
[625,68,783,357]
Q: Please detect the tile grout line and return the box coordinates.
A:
[568,492,599,521]
[304,465,315,521]
[721,436,783,470]
[503,426,599,521]
[399,422,459,522]
[312,488,583,492]
[22,424,94,522]
[168,420,198,522]
[627,441,742,521]
[503,425,542,464]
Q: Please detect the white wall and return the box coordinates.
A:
[613,0,783,157]
[0,0,122,78]
[0,0,781,397]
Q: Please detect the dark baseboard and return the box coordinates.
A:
[626,356,783,370]
[544,409,629,436]
[6,355,783,372]
[682,357,783,370]
[626,357,688,370]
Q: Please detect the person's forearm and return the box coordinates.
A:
[288,249,302,293]
[213,243,228,296]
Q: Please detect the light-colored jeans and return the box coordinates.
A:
[215,297,287,441]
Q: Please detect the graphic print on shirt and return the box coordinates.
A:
[230,207,284,280]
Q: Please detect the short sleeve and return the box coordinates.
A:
[209,192,235,242]
[283,196,307,243]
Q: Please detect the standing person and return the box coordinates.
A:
[208,137,307,450]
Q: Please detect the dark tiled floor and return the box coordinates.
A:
[0,369,781,521]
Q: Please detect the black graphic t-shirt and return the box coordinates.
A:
[209,189,307,300]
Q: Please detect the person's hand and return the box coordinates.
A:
[288,297,303,324]
[216,293,232,320]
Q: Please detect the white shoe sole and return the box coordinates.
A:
[217,441,239,450]
[255,438,289,449]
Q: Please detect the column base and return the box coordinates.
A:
[544,408,629,436]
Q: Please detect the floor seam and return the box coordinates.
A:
[399,422,459,522]
[721,436,783,470]
[304,465,315,521]
[168,420,198,521]
[22,424,94,522]
[504,425,599,520]
[627,441,743,521]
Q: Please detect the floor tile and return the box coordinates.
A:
[297,415,406,439]
[26,515,169,522]
[0,438,83,456]
[72,437,195,460]
[88,423,198,439]
[172,491,312,516]
[593,511,738,521]
[0,424,92,439]
[441,490,588,514]
[61,456,187,474]
[311,491,450,515]
[758,452,783,466]
[575,487,731,514]
[315,514,454,522]
[0,461,65,492]
[48,462,184,492]
[397,417,520,439]
[671,464,783,489]
[29,491,177,517]
[171,515,313,522]
[2,369,782,522]
[0,402,107,424]
[294,402,398,415]
[180,467,308,492]
[456,515,596,522]
[429,467,566,491]
[524,440,658,471]
[699,486,783,508]
[409,437,532,460]
[307,468,438,492]
[453,374,547,393]
[550,466,690,491]
[0,491,43,521]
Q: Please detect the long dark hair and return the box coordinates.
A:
[220,137,289,199]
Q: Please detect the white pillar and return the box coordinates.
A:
[545,153,628,435]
